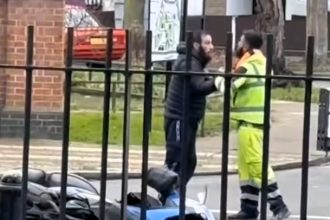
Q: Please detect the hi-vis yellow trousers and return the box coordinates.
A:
[237,123,286,216]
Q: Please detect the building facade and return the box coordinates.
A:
[0,0,66,139]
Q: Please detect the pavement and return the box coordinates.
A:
[0,100,329,178]
[90,165,330,220]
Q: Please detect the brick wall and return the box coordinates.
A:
[0,0,65,139]
[0,0,6,63]
[0,0,7,109]
[205,0,226,15]
[0,74,7,109]
[5,0,65,111]
[0,111,63,139]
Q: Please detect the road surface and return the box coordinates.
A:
[90,165,330,220]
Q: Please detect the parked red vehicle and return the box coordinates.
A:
[73,27,126,61]
[65,5,126,63]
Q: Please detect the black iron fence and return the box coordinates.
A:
[0,25,327,220]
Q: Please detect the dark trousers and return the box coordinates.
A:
[164,117,199,185]
[240,182,287,217]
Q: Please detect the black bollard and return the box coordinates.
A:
[0,182,22,220]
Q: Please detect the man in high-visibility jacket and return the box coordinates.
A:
[215,30,291,220]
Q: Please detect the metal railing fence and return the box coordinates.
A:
[0,25,325,220]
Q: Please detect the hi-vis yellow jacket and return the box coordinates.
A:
[230,51,267,125]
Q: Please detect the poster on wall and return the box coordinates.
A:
[149,0,182,62]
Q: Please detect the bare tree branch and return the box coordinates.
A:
[65,7,97,27]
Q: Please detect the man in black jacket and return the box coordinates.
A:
[164,31,221,185]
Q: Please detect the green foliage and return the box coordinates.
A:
[271,87,320,103]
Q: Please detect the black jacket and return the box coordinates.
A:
[164,44,217,121]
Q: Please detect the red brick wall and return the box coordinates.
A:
[3,0,65,111]
[0,74,7,109]
[0,0,7,109]
[0,0,6,62]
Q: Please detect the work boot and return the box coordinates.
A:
[227,211,258,220]
[273,206,291,220]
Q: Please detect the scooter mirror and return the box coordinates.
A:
[197,184,208,205]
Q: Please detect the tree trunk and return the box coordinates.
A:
[307,0,328,67]
[255,0,300,87]
[124,0,146,64]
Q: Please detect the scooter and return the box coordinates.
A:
[0,167,216,220]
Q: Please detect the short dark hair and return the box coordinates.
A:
[192,30,211,44]
[243,30,263,49]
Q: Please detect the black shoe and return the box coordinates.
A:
[273,206,291,220]
[227,211,258,220]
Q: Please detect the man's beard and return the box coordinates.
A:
[198,46,212,65]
